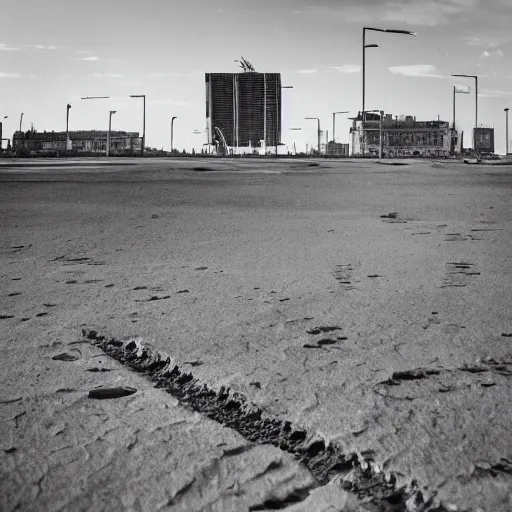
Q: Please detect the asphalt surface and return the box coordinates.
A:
[1,157,512,511]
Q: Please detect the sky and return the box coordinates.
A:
[1,0,512,154]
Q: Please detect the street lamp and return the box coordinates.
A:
[66,104,71,157]
[451,74,478,131]
[107,110,116,157]
[171,116,177,154]
[81,97,111,154]
[505,108,510,156]
[361,109,383,158]
[19,113,23,134]
[0,116,7,151]
[363,27,416,122]
[305,117,321,156]
[276,85,293,157]
[289,127,302,155]
[333,111,349,156]
[130,95,146,156]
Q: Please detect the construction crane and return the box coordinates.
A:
[234,56,256,73]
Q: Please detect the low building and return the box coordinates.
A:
[473,127,494,153]
[12,130,141,154]
[350,112,459,157]
[326,141,349,157]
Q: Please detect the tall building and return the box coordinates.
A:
[205,72,281,153]
[350,112,459,157]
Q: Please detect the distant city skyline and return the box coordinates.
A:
[2,0,511,153]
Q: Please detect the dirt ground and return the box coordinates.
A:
[1,157,512,511]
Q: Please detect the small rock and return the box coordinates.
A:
[0,315,14,320]
[36,312,48,317]
[195,266,208,271]
[52,352,81,362]
[176,289,189,294]
[88,386,137,399]
[317,338,338,345]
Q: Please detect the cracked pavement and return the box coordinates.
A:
[1,157,512,511]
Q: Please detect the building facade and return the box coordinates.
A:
[12,130,141,154]
[205,72,281,154]
[350,113,459,157]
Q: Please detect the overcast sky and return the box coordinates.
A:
[2,0,511,153]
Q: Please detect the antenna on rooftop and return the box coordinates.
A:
[234,56,256,72]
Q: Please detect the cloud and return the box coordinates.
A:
[480,89,512,98]
[297,69,318,74]
[382,0,479,26]
[388,64,444,78]
[32,44,56,50]
[92,73,124,78]
[0,72,22,78]
[480,48,504,58]
[0,44,19,51]
[294,0,479,25]
[149,72,193,78]
[81,56,99,61]
[329,65,361,73]
[149,99,190,107]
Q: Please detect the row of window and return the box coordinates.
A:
[365,131,446,147]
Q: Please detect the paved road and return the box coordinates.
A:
[1,158,511,511]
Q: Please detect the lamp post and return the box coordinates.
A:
[171,116,177,154]
[107,110,116,157]
[305,117,321,156]
[333,111,349,156]
[276,85,293,157]
[362,27,416,120]
[19,113,23,134]
[361,109,382,158]
[0,116,7,151]
[505,108,510,156]
[80,96,112,156]
[66,104,71,157]
[451,74,478,148]
[290,127,301,155]
[130,94,146,156]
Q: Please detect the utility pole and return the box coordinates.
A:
[379,111,384,159]
[305,118,321,156]
[451,74,478,147]
[130,95,146,156]
[66,104,71,158]
[362,27,416,155]
[107,110,116,157]
[333,111,349,156]
[171,116,177,154]
[278,85,293,157]
[505,108,509,156]
[19,113,23,134]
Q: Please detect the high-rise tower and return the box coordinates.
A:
[205,72,281,152]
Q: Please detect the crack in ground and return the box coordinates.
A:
[83,329,463,512]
